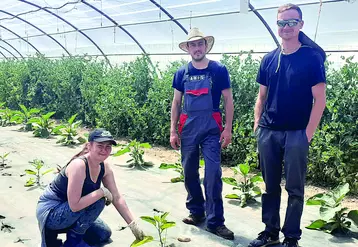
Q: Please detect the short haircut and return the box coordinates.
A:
[278,3,303,19]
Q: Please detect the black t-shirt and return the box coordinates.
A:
[257,46,326,130]
[172,61,231,111]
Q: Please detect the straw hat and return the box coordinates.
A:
[179,27,215,53]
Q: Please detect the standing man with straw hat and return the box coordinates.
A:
[169,27,234,240]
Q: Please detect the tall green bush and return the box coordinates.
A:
[0,54,356,193]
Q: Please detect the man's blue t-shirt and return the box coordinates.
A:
[172,61,231,111]
[257,46,326,130]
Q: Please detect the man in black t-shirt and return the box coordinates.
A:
[170,27,234,240]
[249,4,326,247]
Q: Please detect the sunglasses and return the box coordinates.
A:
[277,19,302,28]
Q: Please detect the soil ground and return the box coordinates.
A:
[0,126,357,247]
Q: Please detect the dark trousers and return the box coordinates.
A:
[45,198,111,245]
[181,112,224,229]
[257,127,309,240]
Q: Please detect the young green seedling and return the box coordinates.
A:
[222,163,263,207]
[113,140,153,169]
[131,209,176,247]
[25,159,53,187]
[56,113,86,145]
[0,152,10,169]
[306,183,358,234]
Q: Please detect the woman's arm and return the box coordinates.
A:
[66,159,104,212]
[102,161,134,224]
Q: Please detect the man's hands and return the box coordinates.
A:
[170,132,180,150]
[306,129,313,143]
[253,122,259,134]
[128,220,145,240]
[220,128,232,148]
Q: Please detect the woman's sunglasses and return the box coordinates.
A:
[277,19,302,28]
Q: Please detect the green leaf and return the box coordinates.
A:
[320,205,342,221]
[225,194,240,199]
[25,178,35,187]
[252,186,262,195]
[320,194,338,208]
[52,125,65,134]
[161,212,169,220]
[347,210,358,227]
[113,147,130,156]
[161,221,175,230]
[199,159,205,167]
[170,177,183,183]
[239,163,250,176]
[140,216,156,227]
[139,143,151,148]
[154,215,161,222]
[231,167,238,175]
[25,169,36,175]
[130,236,153,247]
[28,118,40,124]
[222,177,237,186]
[159,163,178,169]
[306,193,325,206]
[43,111,56,121]
[306,219,327,230]
[250,175,263,183]
[332,183,350,204]
[68,114,78,124]
[35,161,44,170]
[19,104,28,114]
[42,168,54,175]
[29,108,41,115]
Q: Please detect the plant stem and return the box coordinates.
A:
[37,168,40,185]
[157,223,164,247]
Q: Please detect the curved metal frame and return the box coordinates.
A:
[0,45,18,59]
[249,3,280,47]
[18,0,111,68]
[81,0,147,55]
[0,10,71,56]
[0,39,24,58]
[149,0,188,34]
[0,0,351,57]
[0,25,41,54]
[0,50,8,60]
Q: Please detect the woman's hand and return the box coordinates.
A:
[128,220,145,240]
[100,187,113,205]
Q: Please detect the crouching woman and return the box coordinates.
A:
[36,129,144,247]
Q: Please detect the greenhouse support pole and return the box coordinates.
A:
[0,25,41,55]
[0,39,24,58]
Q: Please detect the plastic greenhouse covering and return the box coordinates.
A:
[0,0,357,67]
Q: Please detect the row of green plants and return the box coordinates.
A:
[1,152,54,187]
[0,54,356,193]
[0,104,86,145]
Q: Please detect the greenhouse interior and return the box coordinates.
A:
[0,1,357,247]
[0,0,357,65]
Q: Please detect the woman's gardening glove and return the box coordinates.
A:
[100,187,113,206]
[128,220,145,240]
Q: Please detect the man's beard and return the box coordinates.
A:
[191,53,205,62]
